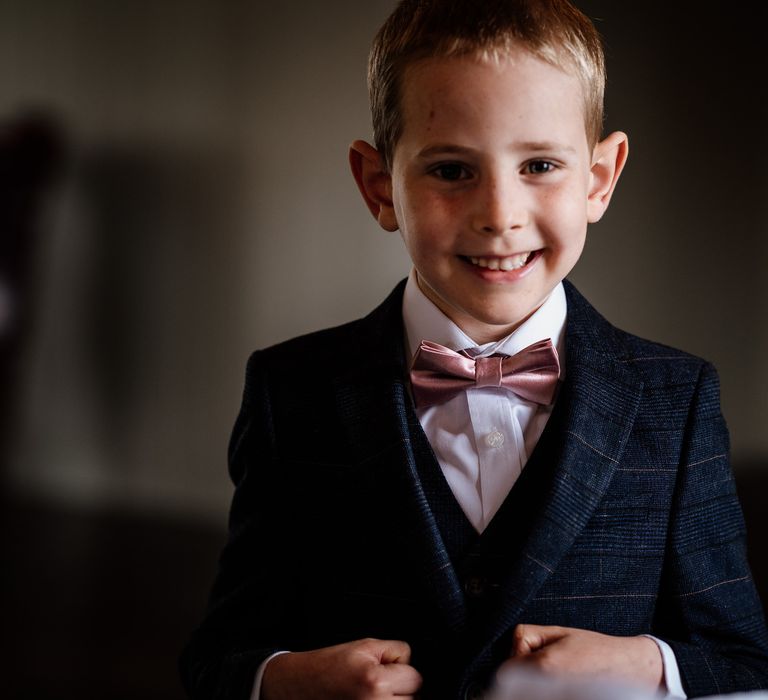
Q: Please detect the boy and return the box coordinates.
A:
[180,1,768,698]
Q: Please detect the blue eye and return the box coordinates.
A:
[526,160,555,174]
[432,163,470,181]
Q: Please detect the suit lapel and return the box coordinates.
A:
[332,281,468,633]
[467,281,645,656]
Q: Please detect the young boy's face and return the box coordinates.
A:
[353,48,626,343]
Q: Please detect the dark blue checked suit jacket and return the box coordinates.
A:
[180,279,768,699]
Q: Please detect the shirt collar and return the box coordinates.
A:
[402,268,567,374]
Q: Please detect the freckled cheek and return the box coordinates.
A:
[399,216,451,262]
[537,194,588,246]
[544,226,587,257]
[427,198,468,237]
[407,200,462,241]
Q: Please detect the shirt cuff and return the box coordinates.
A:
[250,651,291,700]
[642,635,686,699]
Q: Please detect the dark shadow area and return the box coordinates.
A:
[737,468,768,608]
[2,491,226,700]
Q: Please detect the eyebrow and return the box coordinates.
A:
[416,141,577,159]
[517,141,578,154]
[416,144,477,159]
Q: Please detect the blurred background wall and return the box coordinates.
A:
[1,0,407,521]
[1,2,766,698]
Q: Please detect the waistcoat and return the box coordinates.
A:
[404,393,567,698]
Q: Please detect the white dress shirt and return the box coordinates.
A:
[403,269,566,533]
[251,272,685,699]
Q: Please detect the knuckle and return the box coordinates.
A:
[357,637,378,651]
[359,666,386,693]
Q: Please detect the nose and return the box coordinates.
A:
[471,173,528,235]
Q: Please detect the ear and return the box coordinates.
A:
[349,139,398,232]
[587,131,629,223]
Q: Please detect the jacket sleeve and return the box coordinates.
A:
[179,351,299,700]
[657,362,768,696]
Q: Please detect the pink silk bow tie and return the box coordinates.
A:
[409,339,560,409]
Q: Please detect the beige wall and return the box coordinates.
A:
[3,1,766,522]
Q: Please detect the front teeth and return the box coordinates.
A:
[469,253,530,271]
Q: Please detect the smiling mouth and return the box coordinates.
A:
[463,252,535,271]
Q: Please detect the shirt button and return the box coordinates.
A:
[485,430,505,448]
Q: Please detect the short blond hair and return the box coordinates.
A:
[368,0,606,170]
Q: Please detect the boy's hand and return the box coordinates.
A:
[261,637,423,700]
[501,624,664,690]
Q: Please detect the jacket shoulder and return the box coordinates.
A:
[257,315,368,369]
[564,279,714,388]
[242,279,407,391]
[616,329,710,372]
[612,330,721,424]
